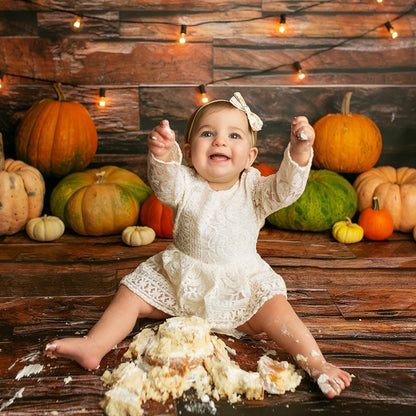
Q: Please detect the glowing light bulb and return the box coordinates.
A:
[72,16,82,30]
[377,0,383,3]
[0,71,4,89]
[278,14,286,34]
[294,62,305,80]
[99,88,106,107]
[385,22,398,39]
[199,85,209,104]
[179,25,187,44]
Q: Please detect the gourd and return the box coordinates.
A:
[15,83,98,177]
[140,193,174,238]
[354,166,416,233]
[122,226,156,246]
[267,169,357,232]
[26,215,65,242]
[0,133,45,235]
[358,196,394,241]
[50,166,152,236]
[312,92,382,173]
[332,217,364,244]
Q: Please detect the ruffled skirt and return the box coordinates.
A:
[121,244,287,333]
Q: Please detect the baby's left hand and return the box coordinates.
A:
[289,116,315,166]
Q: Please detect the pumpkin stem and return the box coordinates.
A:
[95,171,106,183]
[0,132,4,171]
[346,217,353,226]
[372,196,381,210]
[53,82,66,101]
[341,92,352,115]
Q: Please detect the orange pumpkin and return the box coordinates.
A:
[50,166,152,236]
[354,166,416,233]
[312,92,382,173]
[358,196,394,241]
[254,163,276,176]
[140,193,174,238]
[15,83,98,177]
[0,133,45,235]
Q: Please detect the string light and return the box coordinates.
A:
[294,62,305,80]
[199,85,209,103]
[99,88,106,107]
[72,15,82,30]
[0,71,4,89]
[3,0,414,95]
[179,25,187,44]
[278,14,286,34]
[384,21,398,39]
[377,0,383,3]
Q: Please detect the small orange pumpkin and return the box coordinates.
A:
[15,83,98,177]
[140,193,174,238]
[313,92,382,173]
[254,163,276,177]
[358,196,394,241]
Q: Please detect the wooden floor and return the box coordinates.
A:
[1,228,415,415]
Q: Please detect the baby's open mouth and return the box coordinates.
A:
[210,153,230,161]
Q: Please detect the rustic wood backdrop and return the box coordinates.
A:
[1,0,415,185]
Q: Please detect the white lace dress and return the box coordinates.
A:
[121,142,312,334]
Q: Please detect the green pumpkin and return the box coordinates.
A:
[267,169,357,232]
[50,166,152,236]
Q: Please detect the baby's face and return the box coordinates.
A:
[184,107,258,191]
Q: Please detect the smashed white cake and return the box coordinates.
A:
[100,316,302,416]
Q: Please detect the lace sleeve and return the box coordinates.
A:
[147,141,186,208]
[253,143,313,219]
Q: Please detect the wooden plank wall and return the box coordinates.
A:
[0,0,415,184]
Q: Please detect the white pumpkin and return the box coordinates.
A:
[26,215,65,242]
[122,226,156,246]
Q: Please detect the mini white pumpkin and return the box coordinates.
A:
[26,215,65,242]
[122,226,156,246]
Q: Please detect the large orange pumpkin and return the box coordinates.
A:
[312,92,382,173]
[354,166,416,233]
[50,166,152,236]
[140,193,174,238]
[15,83,98,177]
[0,133,45,235]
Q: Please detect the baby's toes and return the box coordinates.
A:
[317,374,344,398]
[45,342,58,358]
[340,371,352,387]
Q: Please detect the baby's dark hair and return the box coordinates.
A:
[184,100,258,146]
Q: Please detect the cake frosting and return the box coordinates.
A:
[100,316,302,415]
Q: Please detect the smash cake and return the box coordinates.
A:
[100,316,302,416]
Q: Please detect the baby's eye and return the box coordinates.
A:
[202,131,214,138]
[230,133,241,140]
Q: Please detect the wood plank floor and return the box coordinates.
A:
[1,228,415,415]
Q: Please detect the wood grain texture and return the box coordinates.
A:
[0,0,415,170]
[0,228,416,414]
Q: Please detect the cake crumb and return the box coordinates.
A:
[100,317,302,416]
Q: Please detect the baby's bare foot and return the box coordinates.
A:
[311,362,352,399]
[45,337,102,370]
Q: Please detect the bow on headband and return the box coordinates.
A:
[229,92,263,132]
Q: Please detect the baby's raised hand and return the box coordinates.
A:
[289,116,315,166]
[148,120,176,161]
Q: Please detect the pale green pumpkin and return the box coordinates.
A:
[267,169,357,232]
